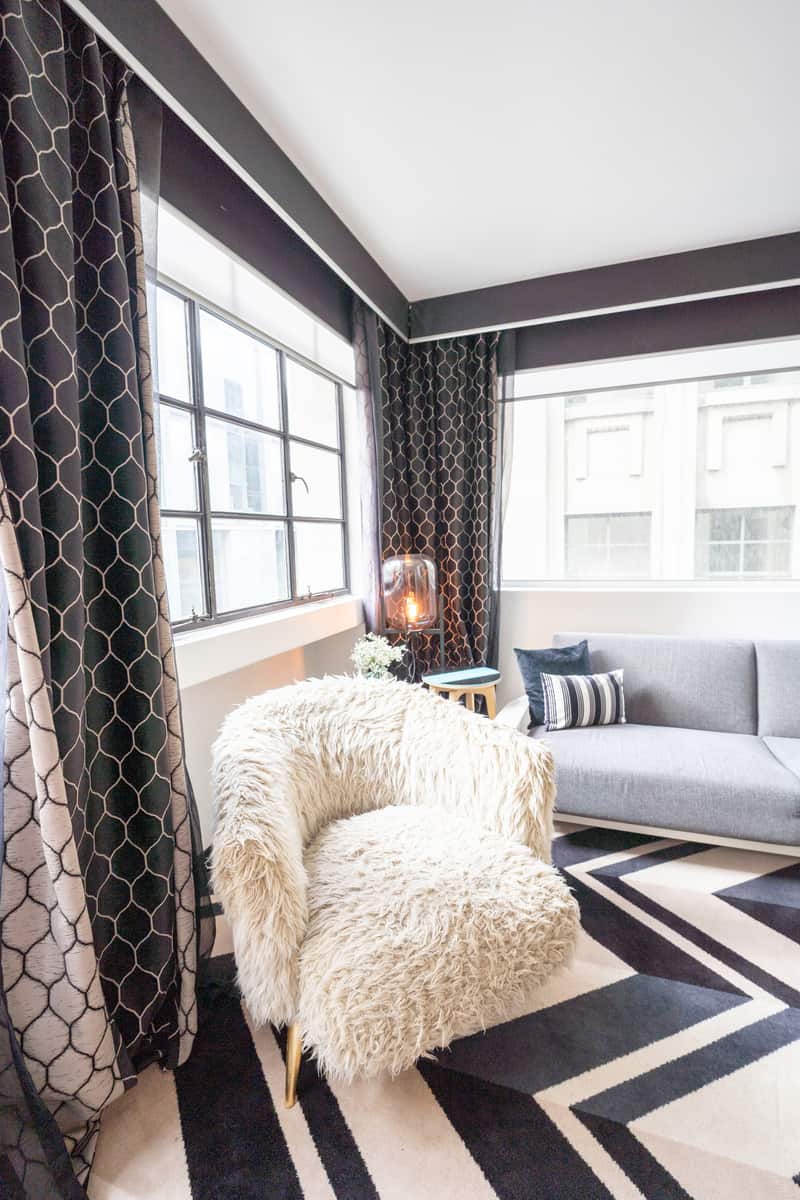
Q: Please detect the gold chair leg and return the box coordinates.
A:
[285,1022,302,1109]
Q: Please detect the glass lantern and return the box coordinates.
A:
[382,554,438,632]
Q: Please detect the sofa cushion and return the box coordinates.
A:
[553,633,757,735]
[532,723,800,846]
[755,641,800,738]
[515,640,590,726]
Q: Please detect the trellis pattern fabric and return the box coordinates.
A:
[0,4,210,1196]
[378,325,500,676]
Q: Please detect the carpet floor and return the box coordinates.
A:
[88,823,800,1200]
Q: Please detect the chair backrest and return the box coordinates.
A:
[553,632,758,734]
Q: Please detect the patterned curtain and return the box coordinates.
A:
[0,3,212,1196]
[378,324,500,676]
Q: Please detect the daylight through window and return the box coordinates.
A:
[502,358,800,583]
[155,286,350,626]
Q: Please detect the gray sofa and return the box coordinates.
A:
[500,633,800,850]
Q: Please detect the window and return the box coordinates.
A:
[566,513,651,579]
[155,286,349,626]
[695,507,793,577]
[502,349,800,584]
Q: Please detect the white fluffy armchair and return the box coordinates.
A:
[211,676,579,1102]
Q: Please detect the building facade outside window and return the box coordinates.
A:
[502,359,800,584]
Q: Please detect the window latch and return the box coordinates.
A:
[290,471,309,494]
[188,447,206,463]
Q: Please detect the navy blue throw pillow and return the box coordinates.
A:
[514,641,591,727]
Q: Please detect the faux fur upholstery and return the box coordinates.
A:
[300,805,579,1080]
[211,675,577,1076]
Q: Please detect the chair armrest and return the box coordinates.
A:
[211,741,307,1028]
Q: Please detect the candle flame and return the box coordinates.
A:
[405,594,419,624]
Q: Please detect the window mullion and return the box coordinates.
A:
[279,351,297,599]
[337,383,350,593]
[187,297,217,621]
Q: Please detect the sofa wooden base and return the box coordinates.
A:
[556,812,800,857]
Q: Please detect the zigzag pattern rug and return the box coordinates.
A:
[89,824,800,1200]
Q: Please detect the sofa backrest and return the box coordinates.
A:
[755,640,800,738]
[553,632,757,734]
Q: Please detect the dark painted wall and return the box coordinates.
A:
[511,286,800,371]
[161,111,354,342]
[79,0,409,334]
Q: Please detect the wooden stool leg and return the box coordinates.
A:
[484,686,497,719]
[465,692,476,712]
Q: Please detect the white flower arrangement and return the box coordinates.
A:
[351,632,406,679]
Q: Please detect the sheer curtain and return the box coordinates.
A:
[0,5,212,1195]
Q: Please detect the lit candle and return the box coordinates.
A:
[405,594,419,624]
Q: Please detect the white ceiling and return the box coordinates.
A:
[155,0,800,303]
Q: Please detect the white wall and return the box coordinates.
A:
[498,587,800,707]
[181,623,362,843]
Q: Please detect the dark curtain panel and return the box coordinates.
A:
[378,324,500,676]
[0,3,212,1196]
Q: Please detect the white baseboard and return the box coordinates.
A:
[555,812,800,857]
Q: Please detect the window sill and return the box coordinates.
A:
[175,595,363,688]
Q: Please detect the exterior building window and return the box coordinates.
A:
[501,364,800,584]
[566,513,651,579]
[155,284,349,627]
[695,507,793,577]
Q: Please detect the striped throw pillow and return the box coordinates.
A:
[540,669,626,731]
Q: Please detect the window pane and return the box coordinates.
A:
[289,441,342,518]
[293,522,345,595]
[199,310,280,428]
[161,517,204,621]
[156,403,197,510]
[709,509,741,542]
[611,544,650,577]
[566,544,607,579]
[206,416,284,515]
[566,513,650,579]
[286,360,338,446]
[502,354,800,584]
[156,288,191,402]
[707,543,741,574]
[696,506,793,578]
[610,514,650,545]
[212,518,289,612]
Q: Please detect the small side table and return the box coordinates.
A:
[422,666,502,719]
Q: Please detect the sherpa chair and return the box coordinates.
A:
[211,675,579,1106]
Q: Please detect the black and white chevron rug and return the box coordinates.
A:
[89,824,800,1200]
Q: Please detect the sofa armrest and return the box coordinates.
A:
[496,694,530,733]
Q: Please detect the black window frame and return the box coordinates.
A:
[155,281,350,631]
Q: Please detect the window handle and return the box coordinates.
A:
[189,447,205,463]
[290,471,309,494]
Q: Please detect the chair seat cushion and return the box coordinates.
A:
[297,805,579,1081]
[531,723,800,845]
